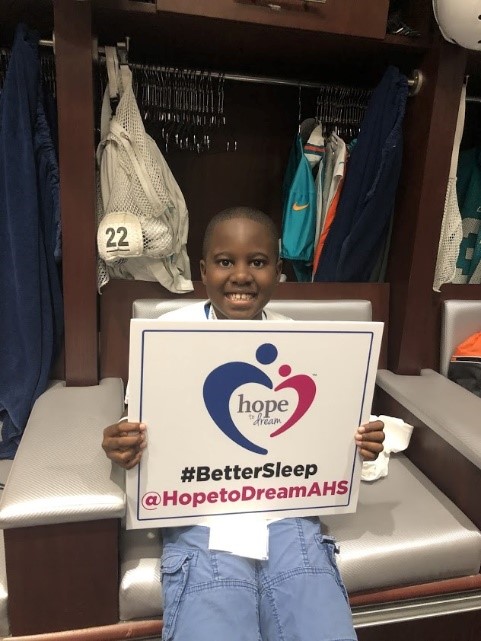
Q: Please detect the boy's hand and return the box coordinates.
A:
[355,420,385,461]
[102,420,147,470]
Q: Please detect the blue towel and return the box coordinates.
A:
[0,24,63,458]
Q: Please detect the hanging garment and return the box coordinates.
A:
[280,134,317,281]
[319,133,346,233]
[314,66,408,282]
[369,213,394,282]
[303,123,325,174]
[0,24,63,458]
[303,124,325,250]
[453,145,481,284]
[312,172,344,276]
[433,86,466,291]
[97,48,193,294]
[312,135,348,275]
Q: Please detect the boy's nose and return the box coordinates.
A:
[231,264,253,284]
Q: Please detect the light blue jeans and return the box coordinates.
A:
[161,517,357,641]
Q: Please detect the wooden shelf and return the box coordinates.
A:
[92,8,429,85]
[383,33,432,51]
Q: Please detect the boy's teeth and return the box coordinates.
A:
[228,293,254,301]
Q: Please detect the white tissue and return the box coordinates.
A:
[361,414,413,482]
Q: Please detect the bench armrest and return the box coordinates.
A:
[0,378,126,529]
[375,368,481,530]
[376,368,481,469]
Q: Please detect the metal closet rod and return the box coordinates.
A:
[38,37,423,95]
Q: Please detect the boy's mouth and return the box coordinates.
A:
[225,293,256,301]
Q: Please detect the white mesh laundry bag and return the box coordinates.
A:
[433,85,466,292]
[96,47,192,293]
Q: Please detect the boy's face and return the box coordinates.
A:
[200,217,282,320]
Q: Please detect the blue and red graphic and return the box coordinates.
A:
[203,343,316,455]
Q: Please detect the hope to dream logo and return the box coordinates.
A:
[203,343,316,455]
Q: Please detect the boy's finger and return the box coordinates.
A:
[112,449,142,469]
[356,431,385,444]
[359,420,384,432]
[103,422,145,441]
[117,421,146,434]
[125,452,142,469]
[359,441,384,453]
[102,435,143,452]
[359,447,382,461]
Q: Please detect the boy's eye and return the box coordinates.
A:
[251,259,266,268]
[218,259,232,267]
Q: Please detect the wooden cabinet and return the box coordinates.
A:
[58,0,469,379]
[0,0,471,381]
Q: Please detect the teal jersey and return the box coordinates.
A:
[281,134,317,265]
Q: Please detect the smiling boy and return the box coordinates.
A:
[199,210,282,320]
[103,206,384,641]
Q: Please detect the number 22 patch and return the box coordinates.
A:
[97,211,144,261]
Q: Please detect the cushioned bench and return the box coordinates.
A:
[118,299,481,623]
[0,378,126,635]
[1,299,480,635]
[119,454,481,621]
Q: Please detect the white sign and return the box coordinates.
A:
[126,319,383,529]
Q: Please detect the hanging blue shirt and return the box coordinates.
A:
[314,66,408,282]
[0,24,63,458]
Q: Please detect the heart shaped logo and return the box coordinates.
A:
[203,343,316,455]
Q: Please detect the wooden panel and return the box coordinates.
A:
[351,574,481,606]
[5,520,119,635]
[99,280,389,383]
[154,0,390,40]
[6,620,163,641]
[357,610,481,641]
[54,0,98,386]
[386,38,467,374]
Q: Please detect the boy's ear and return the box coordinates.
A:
[200,259,207,284]
[276,259,283,281]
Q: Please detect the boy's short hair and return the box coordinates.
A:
[202,207,279,258]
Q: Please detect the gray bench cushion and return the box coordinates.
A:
[119,455,481,620]
[0,378,126,529]
[132,298,373,322]
[120,528,163,621]
[377,368,481,469]
[323,456,481,592]
[441,300,481,377]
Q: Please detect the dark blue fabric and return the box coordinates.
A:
[314,66,408,282]
[42,90,62,262]
[0,24,63,458]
